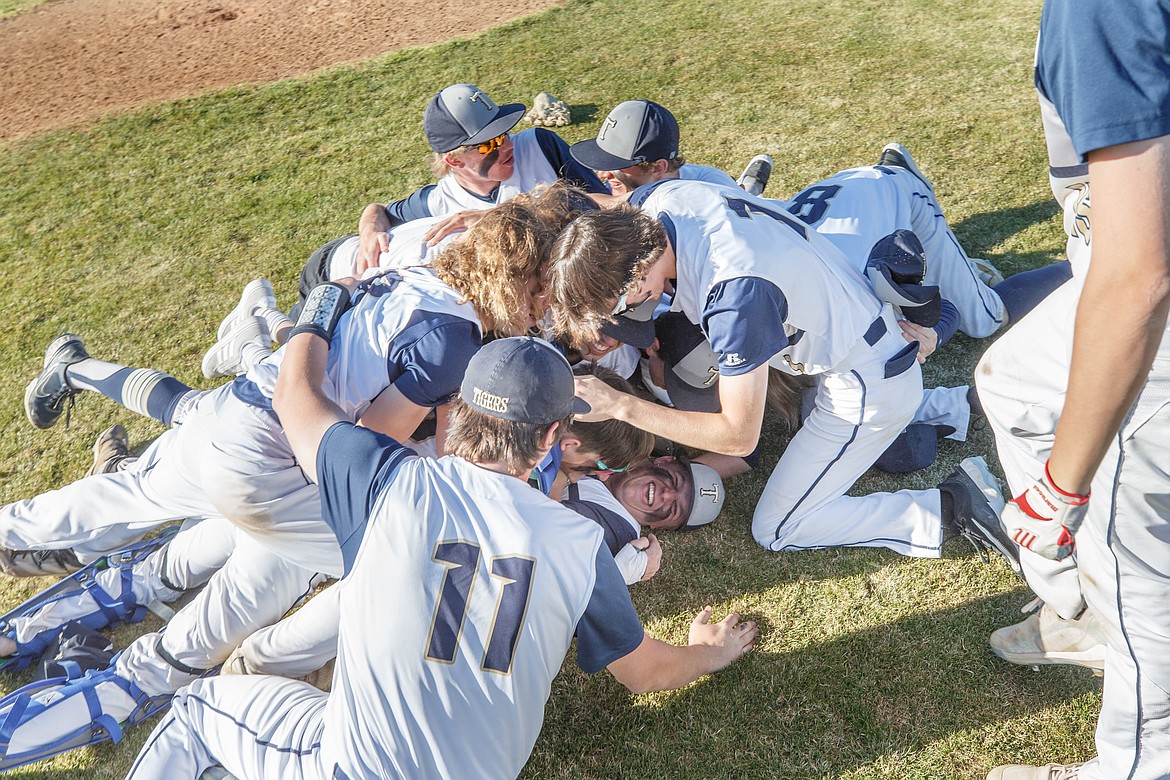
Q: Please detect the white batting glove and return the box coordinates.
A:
[1002,462,1089,561]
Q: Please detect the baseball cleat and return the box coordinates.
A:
[878,142,935,193]
[970,256,1006,287]
[986,764,1083,780]
[939,456,1021,574]
[24,334,89,429]
[202,315,271,379]
[85,423,131,478]
[0,547,83,577]
[217,278,276,341]
[737,154,774,197]
[990,600,1105,674]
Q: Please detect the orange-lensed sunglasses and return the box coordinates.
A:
[464,133,507,155]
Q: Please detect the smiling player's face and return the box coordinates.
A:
[607,456,694,530]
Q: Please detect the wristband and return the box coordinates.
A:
[289,283,351,343]
[1043,461,1090,504]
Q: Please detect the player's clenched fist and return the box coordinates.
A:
[1001,462,1090,561]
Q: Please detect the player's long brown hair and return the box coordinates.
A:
[431,201,555,336]
[547,206,667,350]
[570,364,654,471]
[446,400,573,474]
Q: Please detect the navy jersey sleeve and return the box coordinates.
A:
[383,185,437,226]
[702,277,789,376]
[317,422,416,574]
[575,546,645,673]
[532,128,609,194]
[1037,0,1170,157]
[561,499,637,556]
[386,313,482,407]
[933,299,959,347]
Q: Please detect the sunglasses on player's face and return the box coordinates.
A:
[464,133,508,155]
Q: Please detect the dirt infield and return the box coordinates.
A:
[0,0,561,141]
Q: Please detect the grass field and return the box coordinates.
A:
[0,0,1101,777]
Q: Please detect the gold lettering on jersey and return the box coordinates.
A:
[783,354,806,374]
[472,387,510,414]
[1067,182,1091,246]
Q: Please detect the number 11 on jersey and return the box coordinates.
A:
[425,540,537,675]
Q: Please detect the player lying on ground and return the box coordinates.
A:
[123,334,757,780]
[549,186,1020,569]
[0,204,556,765]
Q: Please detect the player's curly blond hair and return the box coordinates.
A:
[547,206,667,350]
[431,201,556,336]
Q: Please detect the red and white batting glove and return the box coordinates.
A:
[1001,462,1089,561]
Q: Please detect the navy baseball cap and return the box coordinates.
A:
[570,100,680,170]
[656,313,720,413]
[683,460,725,530]
[423,84,526,153]
[461,337,591,423]
[600,297,658,349]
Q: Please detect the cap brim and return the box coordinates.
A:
[600,316,656,350]
[570,138,638,171]
[664,367,721,413]
[571,397,592,415]
[463,104,526,147]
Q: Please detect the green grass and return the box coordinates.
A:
[0,0,48,18]
[0,0,1097,777]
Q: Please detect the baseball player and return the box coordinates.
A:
[1,203,554,758]
[549,184,1018,568]
[979,2,1170,778]
[217,452,727,686]
[351,83,607,275]
[124,334,756,780]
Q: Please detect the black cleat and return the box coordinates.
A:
[24,334,89,429]
[939,456,1021,574]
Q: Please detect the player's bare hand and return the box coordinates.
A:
[632,533,662,580]
[424,210,484,246]
[357,229,390,274]
[572,375,621,422]
[688,606,758,668]
[899,319,938,364]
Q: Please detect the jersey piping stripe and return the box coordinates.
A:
[772,369,867,541]
[774,536,942,554]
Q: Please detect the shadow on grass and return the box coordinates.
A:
[529,589,1099,780]
[950,199,1064,277]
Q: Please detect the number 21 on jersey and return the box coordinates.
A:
[425,540,536,675]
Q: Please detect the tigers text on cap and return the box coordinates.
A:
[569,100,680,171]
[423,84,526,153]
[684,461,725,529]
[461,337,591,424]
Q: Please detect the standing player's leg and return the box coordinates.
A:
[976,278,1100,668]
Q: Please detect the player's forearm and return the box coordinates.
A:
[609,391,759,456]
[614,635,731,694]
[1049,138,1170,494]
[273,333,346,481]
